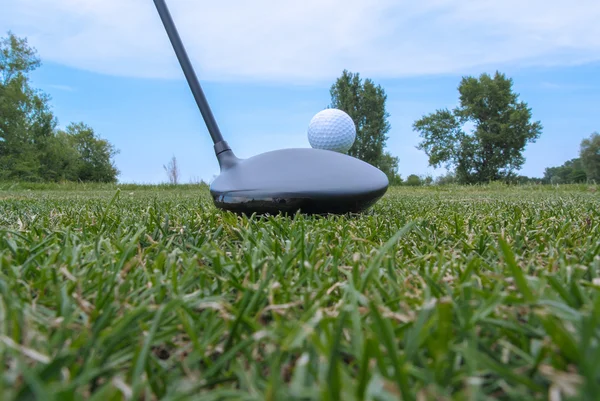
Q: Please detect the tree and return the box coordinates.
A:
[0,31,56,181]
[543,158,587,184]
[580,132,600,183]
[435,172,458,185]
[405,174,422,186]
[509,175,543,185]
[163,155,180,184]
[38,130,81,181]
[329,70,399,182]
[0,32,120,183]
[377,152,402,185]
[62,122,120,182]
[414,71,542,184]
[0,31,40,85]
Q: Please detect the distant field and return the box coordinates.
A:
[1,184,599,400]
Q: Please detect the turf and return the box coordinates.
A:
[0,183,599,400]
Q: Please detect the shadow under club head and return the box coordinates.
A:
[210,147,389,215]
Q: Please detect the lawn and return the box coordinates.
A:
[1,183,599,400]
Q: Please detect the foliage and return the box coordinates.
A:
[544,158,587,184]
[1,185,599,400]
[0,31,40,85]
[414,71,542,184]
[378,151,402,185]
[68,122,120,182]
[403,174,432,186]
[329,70,399,182]
[508,174,544,185]
[405,174,422,186]
[434,171,458,185]
[0,32,119,182]
[580,132,600,183]
[0,32,55,181]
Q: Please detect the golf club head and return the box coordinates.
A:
[151,0,389,216]
[211,147,389,215]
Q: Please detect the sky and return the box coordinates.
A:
[2,0,599,184]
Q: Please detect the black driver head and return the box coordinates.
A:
[211,147,388,215]
[152,0,389,215]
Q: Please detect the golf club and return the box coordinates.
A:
[152,0,389,215]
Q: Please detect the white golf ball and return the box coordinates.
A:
[307,108,356,153]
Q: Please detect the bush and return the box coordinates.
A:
[405,174,422,186]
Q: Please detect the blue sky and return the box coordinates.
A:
[3,0,599,183]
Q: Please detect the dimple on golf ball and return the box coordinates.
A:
[307,108,356,153]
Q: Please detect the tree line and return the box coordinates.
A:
[330,70,599,185]
[3,30,598,185]
[0,32,119,182]
[542,133,600,184]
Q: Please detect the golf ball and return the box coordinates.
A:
[307,108,356,153]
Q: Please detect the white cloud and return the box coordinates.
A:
[46,84,75,92]
[2,0,599,83]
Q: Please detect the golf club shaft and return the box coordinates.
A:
[152,0,225,146]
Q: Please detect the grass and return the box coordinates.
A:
[0,183,599,400]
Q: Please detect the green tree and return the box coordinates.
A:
[0,32,119,183]
[377,152,402,185]
[405,174,422,186]
[580,132,600,182]
[543,158,587,184]
[329,70,399,182]
[1,31,40,85]
[39,131,81,181]
[435,172,458,185]
[414,71,542,184]
[63,122,120,182]
[509,175,543,185]
[0,32,56,181]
